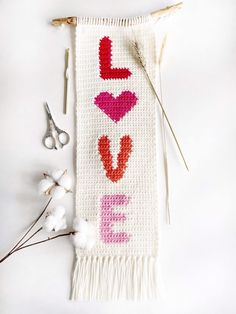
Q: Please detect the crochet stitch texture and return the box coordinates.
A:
[72,13,170,300]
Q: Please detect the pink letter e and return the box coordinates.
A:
[100,194,131,243]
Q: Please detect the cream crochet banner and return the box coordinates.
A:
[71,11,175,300]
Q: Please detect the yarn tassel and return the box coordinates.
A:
[71,255,158,300]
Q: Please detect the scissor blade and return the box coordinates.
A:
[44,102,52,118]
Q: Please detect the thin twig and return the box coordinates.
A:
[9,197,52,253]
[14,232,73,252]
[0,232,73,263]
[0,228,43,263]
[8,197,52,254]
[0,252,11,263]
[17,227,43,249]
[132,40,189,171]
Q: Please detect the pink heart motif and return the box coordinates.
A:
[94,91,138,123]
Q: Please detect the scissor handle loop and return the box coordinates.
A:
[43,132,57,150]
[55,127,70,148]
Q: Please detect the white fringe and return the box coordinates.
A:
[71,255,158,300]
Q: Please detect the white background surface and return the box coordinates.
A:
[0,0,235,313]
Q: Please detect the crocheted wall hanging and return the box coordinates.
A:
[59,3,186,300]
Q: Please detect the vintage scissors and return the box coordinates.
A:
[43,102,70,150]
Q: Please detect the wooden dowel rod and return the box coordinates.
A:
[51,2,183,26]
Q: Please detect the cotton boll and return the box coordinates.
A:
[50,169,65,181]
[74,217,89,233]
[59,217,67,230]
[58,174,72,190]
[71,217,96,250]
[54,217,67,232]
[43,215,56,232]
[38,178,54,194]
[50,186,66,199]
[74,218,94,234]
[51,206,66,218]
[78,218,90,234]
[71,232,88,249]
